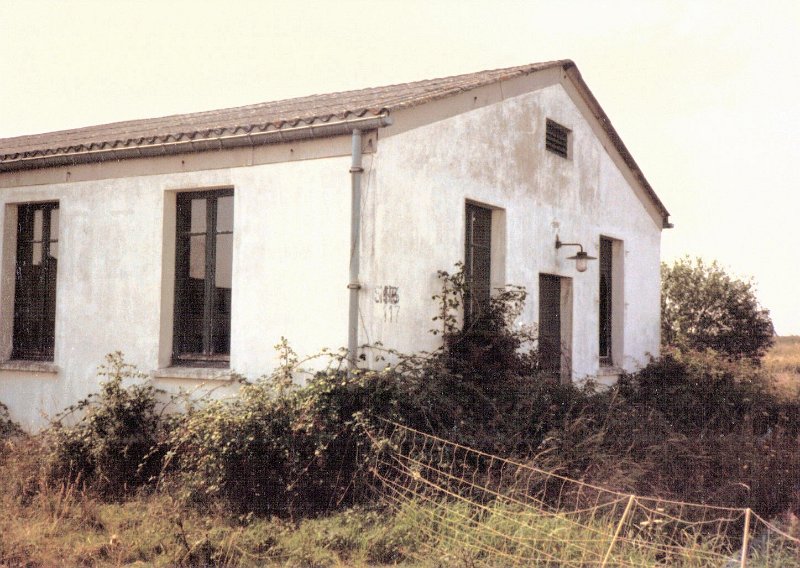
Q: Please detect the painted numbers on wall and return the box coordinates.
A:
[374,285,400,323]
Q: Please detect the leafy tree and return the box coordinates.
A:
[661,257,774,360]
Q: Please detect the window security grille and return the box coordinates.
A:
[464,203,492,325]
[546,119,570,158]
[538,274,562,377]
[13,202,59,361]
[599,237,613,364]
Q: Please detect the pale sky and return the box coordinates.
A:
[2,0,799,334]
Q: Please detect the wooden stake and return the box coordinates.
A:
[602,494,636,567]
[740,507,752,568]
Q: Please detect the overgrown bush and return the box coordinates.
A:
[622,349,800,515]
[433,265,538,382]
[411,265,573,453]
[159,340,364,517]
[44,352,163,498]
[155,265,800,520]
[157,268,570,515]
[533,349,800,518]
[617,348,782,432]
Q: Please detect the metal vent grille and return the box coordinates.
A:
[546,119,570,158]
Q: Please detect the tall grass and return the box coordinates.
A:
[384,498,736,567]
[0,436,415,567]
[764,336,800,398]
[6,472,792,568]
[0,472,409,566]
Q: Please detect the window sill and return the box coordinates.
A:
[0,360,60,374]
[150,367,233,382]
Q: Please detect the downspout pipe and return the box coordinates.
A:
[347,129,364,368]
[346,115,393,368]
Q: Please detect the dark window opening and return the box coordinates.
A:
[173,190,233,367]
[13,202,59,361]
[599,237,613,364]
[464,203,492,326]
[546,119,570,158]
[538,274,561,378]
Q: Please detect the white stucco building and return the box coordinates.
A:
[0,60,670,430]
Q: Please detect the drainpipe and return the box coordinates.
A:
[347,129,364,368]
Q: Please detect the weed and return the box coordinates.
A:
[43,352,163,498]
[0,400,22,441]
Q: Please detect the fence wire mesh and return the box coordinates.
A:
[365,420,800,567]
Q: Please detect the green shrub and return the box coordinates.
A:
[433,265,539,382]
[160,340,356,517]
[390,265,573,454]
[157,341,439,517]
[534,350,800,518]
[44,352,162,497]
[661,257,774,360]
[617,348,779,432]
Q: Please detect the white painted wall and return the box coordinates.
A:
[359,81,662,382]
[0,156,352,430]
[0,77,663,430]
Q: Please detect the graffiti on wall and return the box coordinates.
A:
[374,285,400,323]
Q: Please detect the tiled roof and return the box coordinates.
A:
[0,60,567,161]
[0,60,670,225]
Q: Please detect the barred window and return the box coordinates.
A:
[464,203,492,325]
[538,273,562,378]
[599,237,613,364]
[13,202,59,361]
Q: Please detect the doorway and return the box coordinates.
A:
[538,273,572,382]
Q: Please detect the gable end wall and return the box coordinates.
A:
[362,80,662,380]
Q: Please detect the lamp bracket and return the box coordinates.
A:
[555,236,585,253]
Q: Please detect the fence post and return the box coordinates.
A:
[740,507,752,568]
[602,494,636,568]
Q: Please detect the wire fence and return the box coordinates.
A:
[365,420,800,567]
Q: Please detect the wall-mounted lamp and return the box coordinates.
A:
[555,236,597,272]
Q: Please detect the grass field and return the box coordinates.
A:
[0,471,415,567]
[764,336,800,397]
[2,476,797,567]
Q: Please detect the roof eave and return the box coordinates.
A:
[563,63,672,230]
[0,113,393,173]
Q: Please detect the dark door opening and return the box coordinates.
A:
[538,273,561,378]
